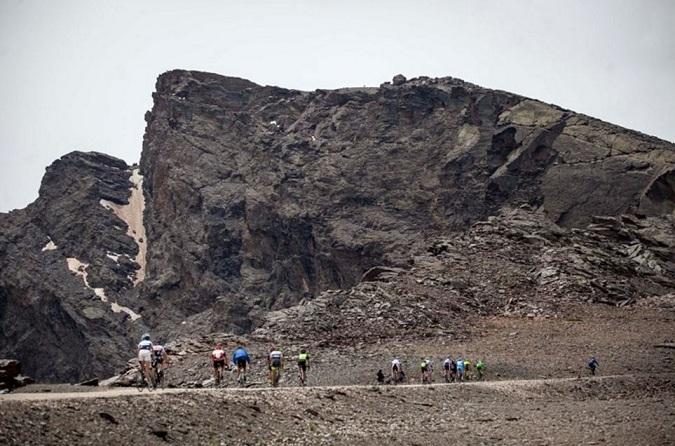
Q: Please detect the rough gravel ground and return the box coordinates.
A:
[2,304,673,445]
[1,375,673,445]
[100,303,672,388]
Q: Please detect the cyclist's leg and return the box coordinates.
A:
[142,361,153,387]
[138,361,147,387]
[213,363,221,385]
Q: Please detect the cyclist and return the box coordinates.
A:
[377,369,385,384]
[464,358,472,380]
[475,359,486,381]
[231,346,251,385]
[391,358,403,384]
[456,357,465,382]
[443,355,455,382]
[137,333,153,385]
[211,343,228,386]
[297,349,310,386]
[420,358,432,383]
[587,356,599,376]
[151,341,169,387]
[267,348,283,386]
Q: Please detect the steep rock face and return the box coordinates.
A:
[0,152,147,381]
[139,70,675,328]
[2,71,674,381]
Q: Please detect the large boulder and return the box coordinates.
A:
[0,359,33,390]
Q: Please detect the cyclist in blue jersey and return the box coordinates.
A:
[232,346,251,384]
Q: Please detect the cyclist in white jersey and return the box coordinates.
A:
[267,348,284,385]
[137,333,153,383]
[391,358,403,383]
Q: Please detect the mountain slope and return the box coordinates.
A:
[1,71,674,381]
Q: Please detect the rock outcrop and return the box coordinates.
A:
[0,359,33,390]
[140,71,674,329]
[1,70,674,381]
[0,152,147,381]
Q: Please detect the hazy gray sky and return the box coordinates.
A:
[1,0,674,211]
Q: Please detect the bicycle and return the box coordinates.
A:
[236,368,247,386]
[151,360,167,389]
[298,363,309,387]
[421,370,432,384]
[270,366,282,387]
[214,365,226,387]
[137,364,155,392]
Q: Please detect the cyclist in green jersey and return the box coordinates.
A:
[297,349,310,386]
[475,359,486,381]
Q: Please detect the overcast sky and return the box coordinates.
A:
[1,0,673,211]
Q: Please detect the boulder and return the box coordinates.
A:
[0,359,33,390]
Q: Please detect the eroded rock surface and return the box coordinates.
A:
[0,152,147,381]
[140,71,674,327]
[1,71,674,381]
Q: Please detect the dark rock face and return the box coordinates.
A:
[1,70,674,381]
[0,152,147,382]
[140,70,675,327]
[256,207,675,345]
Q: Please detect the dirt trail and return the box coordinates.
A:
[2,373,673,445]
[1,373,667,402]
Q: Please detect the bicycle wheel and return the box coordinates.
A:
[157,368,165,389]
[137,371,146,392]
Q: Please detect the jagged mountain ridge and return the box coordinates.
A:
[1,70,674,381]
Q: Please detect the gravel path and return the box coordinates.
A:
[1,373,670,402]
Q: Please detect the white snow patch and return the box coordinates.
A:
[99,168,147,285]
[41,240,57,251]
[106,252,121,263]
[66,257,141,321]
[111,302,141,320]
[66,257,108,303]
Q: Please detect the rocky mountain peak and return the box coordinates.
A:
[1,70,674,381]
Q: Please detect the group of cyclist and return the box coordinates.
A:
[209,344,311,387]
[383,355,486,384]
[139,334,601,389]
[136,333,171,388]
[210,343,255,385]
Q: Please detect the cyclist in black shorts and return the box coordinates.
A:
[231,346,250,384]
[297,349,310,386]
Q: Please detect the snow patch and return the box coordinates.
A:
[66,257,141,321]
[41,239,57,251]
[106,252,121,263]
[111,302,141,320]
[99,168,147,285]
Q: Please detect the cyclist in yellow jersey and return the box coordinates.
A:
[464,359,472,380]
[297,349,310,386]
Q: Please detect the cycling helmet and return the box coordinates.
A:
[141,333,150,341]
[300,348,306,354]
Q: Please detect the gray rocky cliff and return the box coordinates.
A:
[140,70,675,328]
[1,70,674,381]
